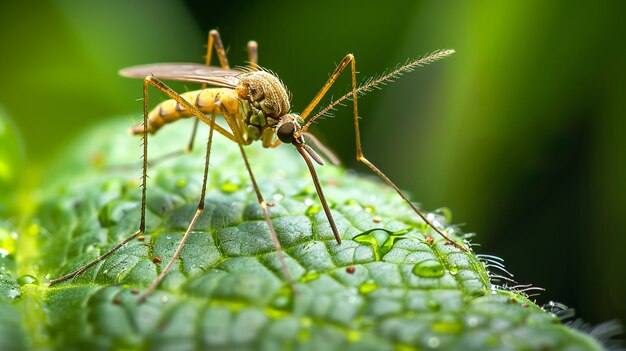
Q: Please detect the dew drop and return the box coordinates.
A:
[305,204,321,215]
[17,274,38,286]
[272,193,284,201]
[412,260,445,278]
[466,316,479,328]
[427,336,440,348]
[220,180,240,193]
[448,265,459,276]
[300,270,320,283]
[359,280,378,294]
[7,288,21,300]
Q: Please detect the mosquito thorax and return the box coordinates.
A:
[238,71,290,119]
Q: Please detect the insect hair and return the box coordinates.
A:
[308,49,455,124]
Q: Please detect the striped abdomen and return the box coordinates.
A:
[131,88,238,135]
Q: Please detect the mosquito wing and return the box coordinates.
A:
[119,63,243,89]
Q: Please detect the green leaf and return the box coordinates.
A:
[6,118,604,350]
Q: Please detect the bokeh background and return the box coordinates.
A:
[1,0,624,330]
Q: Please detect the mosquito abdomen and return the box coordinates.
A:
[131,88,236,135]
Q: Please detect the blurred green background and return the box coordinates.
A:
[1,0,624,329]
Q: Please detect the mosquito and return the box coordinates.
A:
[49,30,467,302]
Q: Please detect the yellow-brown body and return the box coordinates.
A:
[131,71,291,148]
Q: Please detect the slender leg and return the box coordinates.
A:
[49,74,237,288]
[247,40,258,68]
[137,107,218,303]
[146,29,233,166]
[299,54,468,252]
[220,108,296,292]
[48,76,153,286]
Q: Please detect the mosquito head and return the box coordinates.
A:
[276,114,326,166]
[276,114,304,145]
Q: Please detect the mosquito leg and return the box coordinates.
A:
[141,29,233,168]
[247,40,258,68]
[295,145,341,244]
[137,107,218,303]
[48,75,154,286]
[177,29,232,153]
[300,55,354,120]
[220,110,296,293]
[300,54,468,252]
[179,29,232,152]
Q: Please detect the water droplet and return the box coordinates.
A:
[166,235,172,240]
[176,179,187,187]
[412,260,445,278]
[466,316,479,328]
[344,199,359,206]
[300,270,320,283]
[7,288,21,300]
[448,265,459,276]
[17,274,38,286]
[305,204,321,216]
[304,198,314,206]
[427,336,440,348]
[359,280,378,294]
[272,193,284,201]
[160,295,169,303]
[220,180,240,193]
[365,205,375,213]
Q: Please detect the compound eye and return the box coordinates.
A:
[277,122,295,144]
